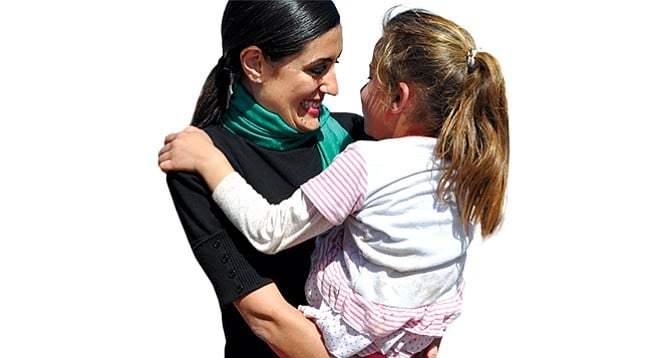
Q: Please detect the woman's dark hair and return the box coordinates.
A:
[191,0,341,127]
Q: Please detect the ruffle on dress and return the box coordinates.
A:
[302,230,463,357]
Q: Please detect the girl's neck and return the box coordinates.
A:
[392,117,433,138]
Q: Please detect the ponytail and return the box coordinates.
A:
[376,9,510,238]
[191,57,234,128]
[435,51,509,237]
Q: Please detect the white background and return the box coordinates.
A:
[1,0,656,357]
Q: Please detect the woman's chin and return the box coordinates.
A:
[291,112,321,132]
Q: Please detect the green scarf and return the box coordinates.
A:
[222,82,351,168]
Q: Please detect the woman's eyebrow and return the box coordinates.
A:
[311,50,342,63]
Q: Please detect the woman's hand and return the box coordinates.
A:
[158,125,235,190]
[419,337,442,358]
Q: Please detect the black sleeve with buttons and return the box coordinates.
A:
[165,112,367,357]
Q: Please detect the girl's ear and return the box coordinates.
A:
[389,82,411,114]
[240,46,265,83]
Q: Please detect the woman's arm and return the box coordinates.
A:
[166,169,327,356]
[161,126,332,356]
[164,153,328,357]
[234,283,330,358]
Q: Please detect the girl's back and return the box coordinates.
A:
[301,137,469,308]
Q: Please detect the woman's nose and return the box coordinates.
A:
[320,68,338,95]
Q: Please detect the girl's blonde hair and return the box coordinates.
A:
[373,8,509,238]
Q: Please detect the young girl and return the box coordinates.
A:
[159,8,509,358]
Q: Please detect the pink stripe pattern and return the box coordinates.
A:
[301,145,368,225]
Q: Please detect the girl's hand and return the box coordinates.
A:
[158,126,235,189]
[158,126,216,173]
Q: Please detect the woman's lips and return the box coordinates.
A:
[306,107,320,116]
[302,100,321,116]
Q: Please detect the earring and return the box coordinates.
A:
[254,77,262,83]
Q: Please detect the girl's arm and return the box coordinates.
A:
[212,173,332,254]
[160,125,334,254]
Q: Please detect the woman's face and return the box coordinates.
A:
[360,56,393,139]
[252,25,343,132]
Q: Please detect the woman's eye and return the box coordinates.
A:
[308,65,328,76]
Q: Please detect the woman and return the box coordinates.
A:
[163,1,367,356]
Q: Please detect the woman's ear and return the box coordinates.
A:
[389,82,411,114]
[240,46,265,83]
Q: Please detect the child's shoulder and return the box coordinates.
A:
[347,136,436,152]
